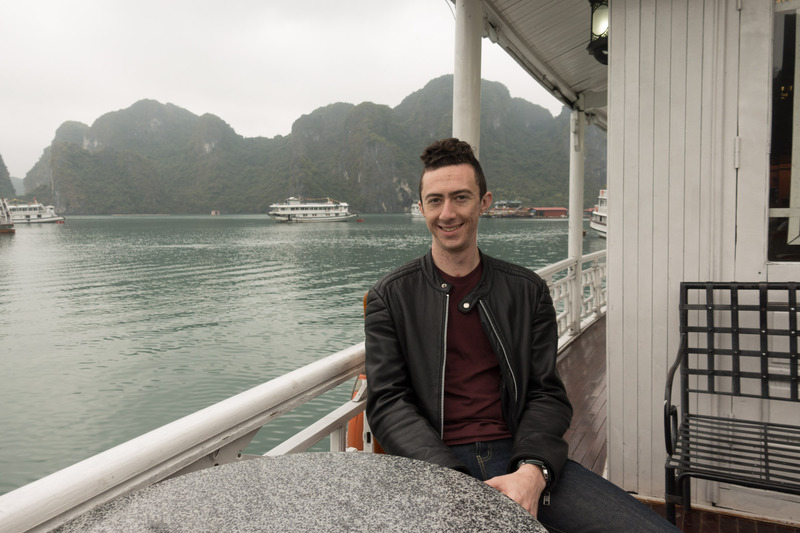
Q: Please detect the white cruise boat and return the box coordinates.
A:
[410,202,423,218]
[9,201,65,224]
[589,189,607,238]
[268,197,357,223]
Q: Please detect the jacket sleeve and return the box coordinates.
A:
[508,284,573,486]
[364,288,469,473]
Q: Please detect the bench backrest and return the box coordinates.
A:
[678,282,799,409]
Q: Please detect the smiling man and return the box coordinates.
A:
[364,138,677,532]
[419,164,490,274]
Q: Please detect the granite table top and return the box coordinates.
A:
[55,452,547,532]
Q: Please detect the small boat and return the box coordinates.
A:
[483,200,530,218]
[410,203,424,218]
[589,189,607,238]
[9,200,65,224]
[210,210,221,216]
[0,198,15,234]
[268,197,357,223]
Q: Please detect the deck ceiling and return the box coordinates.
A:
[481,0,608,127]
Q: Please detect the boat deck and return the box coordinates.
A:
[557,316,800,533]
[557,317,608,476]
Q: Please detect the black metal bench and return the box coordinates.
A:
[664,282,800,524]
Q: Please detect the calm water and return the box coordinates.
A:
[0,214,605,495]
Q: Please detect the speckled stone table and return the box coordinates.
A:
[55,452,547,532]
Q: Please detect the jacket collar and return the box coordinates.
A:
[421,249,493,308]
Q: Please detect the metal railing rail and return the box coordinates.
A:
[0,250,606,533]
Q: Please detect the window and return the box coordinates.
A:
[770,2,800,260]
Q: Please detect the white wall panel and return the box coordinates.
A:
[609,0,796,520]
[650,0,674,497]
[605,0,626,485]
[606,0,755,500]
[620,0,641,491]
[636,0,657,493]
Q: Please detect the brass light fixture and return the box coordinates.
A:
[587,0,609,65]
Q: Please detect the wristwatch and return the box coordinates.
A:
[517,459,551,487]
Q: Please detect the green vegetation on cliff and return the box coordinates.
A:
[17,76,606,214]
[0,155,14,199]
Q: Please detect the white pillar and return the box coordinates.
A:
[453,0,483,156]
[568,109,586,335]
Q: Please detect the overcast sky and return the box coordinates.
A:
[0,0,562,179]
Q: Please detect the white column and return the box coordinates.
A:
[453,0,483,156]
[568,109,586,335]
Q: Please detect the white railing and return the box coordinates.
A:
[0,251,606,533]
[536,250,607,347]
[0,345,366,533]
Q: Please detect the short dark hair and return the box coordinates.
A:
[419,138,487,199]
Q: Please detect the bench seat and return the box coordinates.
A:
[668,413,800,492]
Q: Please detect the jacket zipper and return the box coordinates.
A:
[480,300,549,505]
[439,292,449,437]
[478,300,518,400]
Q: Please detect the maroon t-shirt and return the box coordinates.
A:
[438,263,512,445]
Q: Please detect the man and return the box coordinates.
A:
[364,138,677,532]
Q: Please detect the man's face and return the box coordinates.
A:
[419,163,492,258]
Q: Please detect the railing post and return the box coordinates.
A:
[568,109,586,335]
[329,425,348,452]
[592,259,602,316]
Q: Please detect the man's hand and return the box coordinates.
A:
[485,463,546,517]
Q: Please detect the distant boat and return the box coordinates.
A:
[210,210,221,216]
[268,197,357,223]
[589,189,607,238]
[483,200,532,218]
[8,200,65,224]
[0,198,15,234]
[410,203,424,218]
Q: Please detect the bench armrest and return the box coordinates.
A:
[663,335,685,456]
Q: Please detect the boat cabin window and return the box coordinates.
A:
[770,3,800,261]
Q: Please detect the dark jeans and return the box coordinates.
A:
[450,438,679,533]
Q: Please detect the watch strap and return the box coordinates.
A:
[516,459,551,486]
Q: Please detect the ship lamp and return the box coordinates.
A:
[587,0,609,65]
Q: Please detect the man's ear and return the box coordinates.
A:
[481,191,493,212]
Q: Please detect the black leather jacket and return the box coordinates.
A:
[364,250,573,485]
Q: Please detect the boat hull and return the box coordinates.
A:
[589,219,607,237]
[12,216,65,224]
[268,213,357,223]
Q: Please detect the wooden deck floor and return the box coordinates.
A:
[557,316,608,476]
[556,316,800,533]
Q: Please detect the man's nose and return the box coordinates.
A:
[440,199,456,219]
